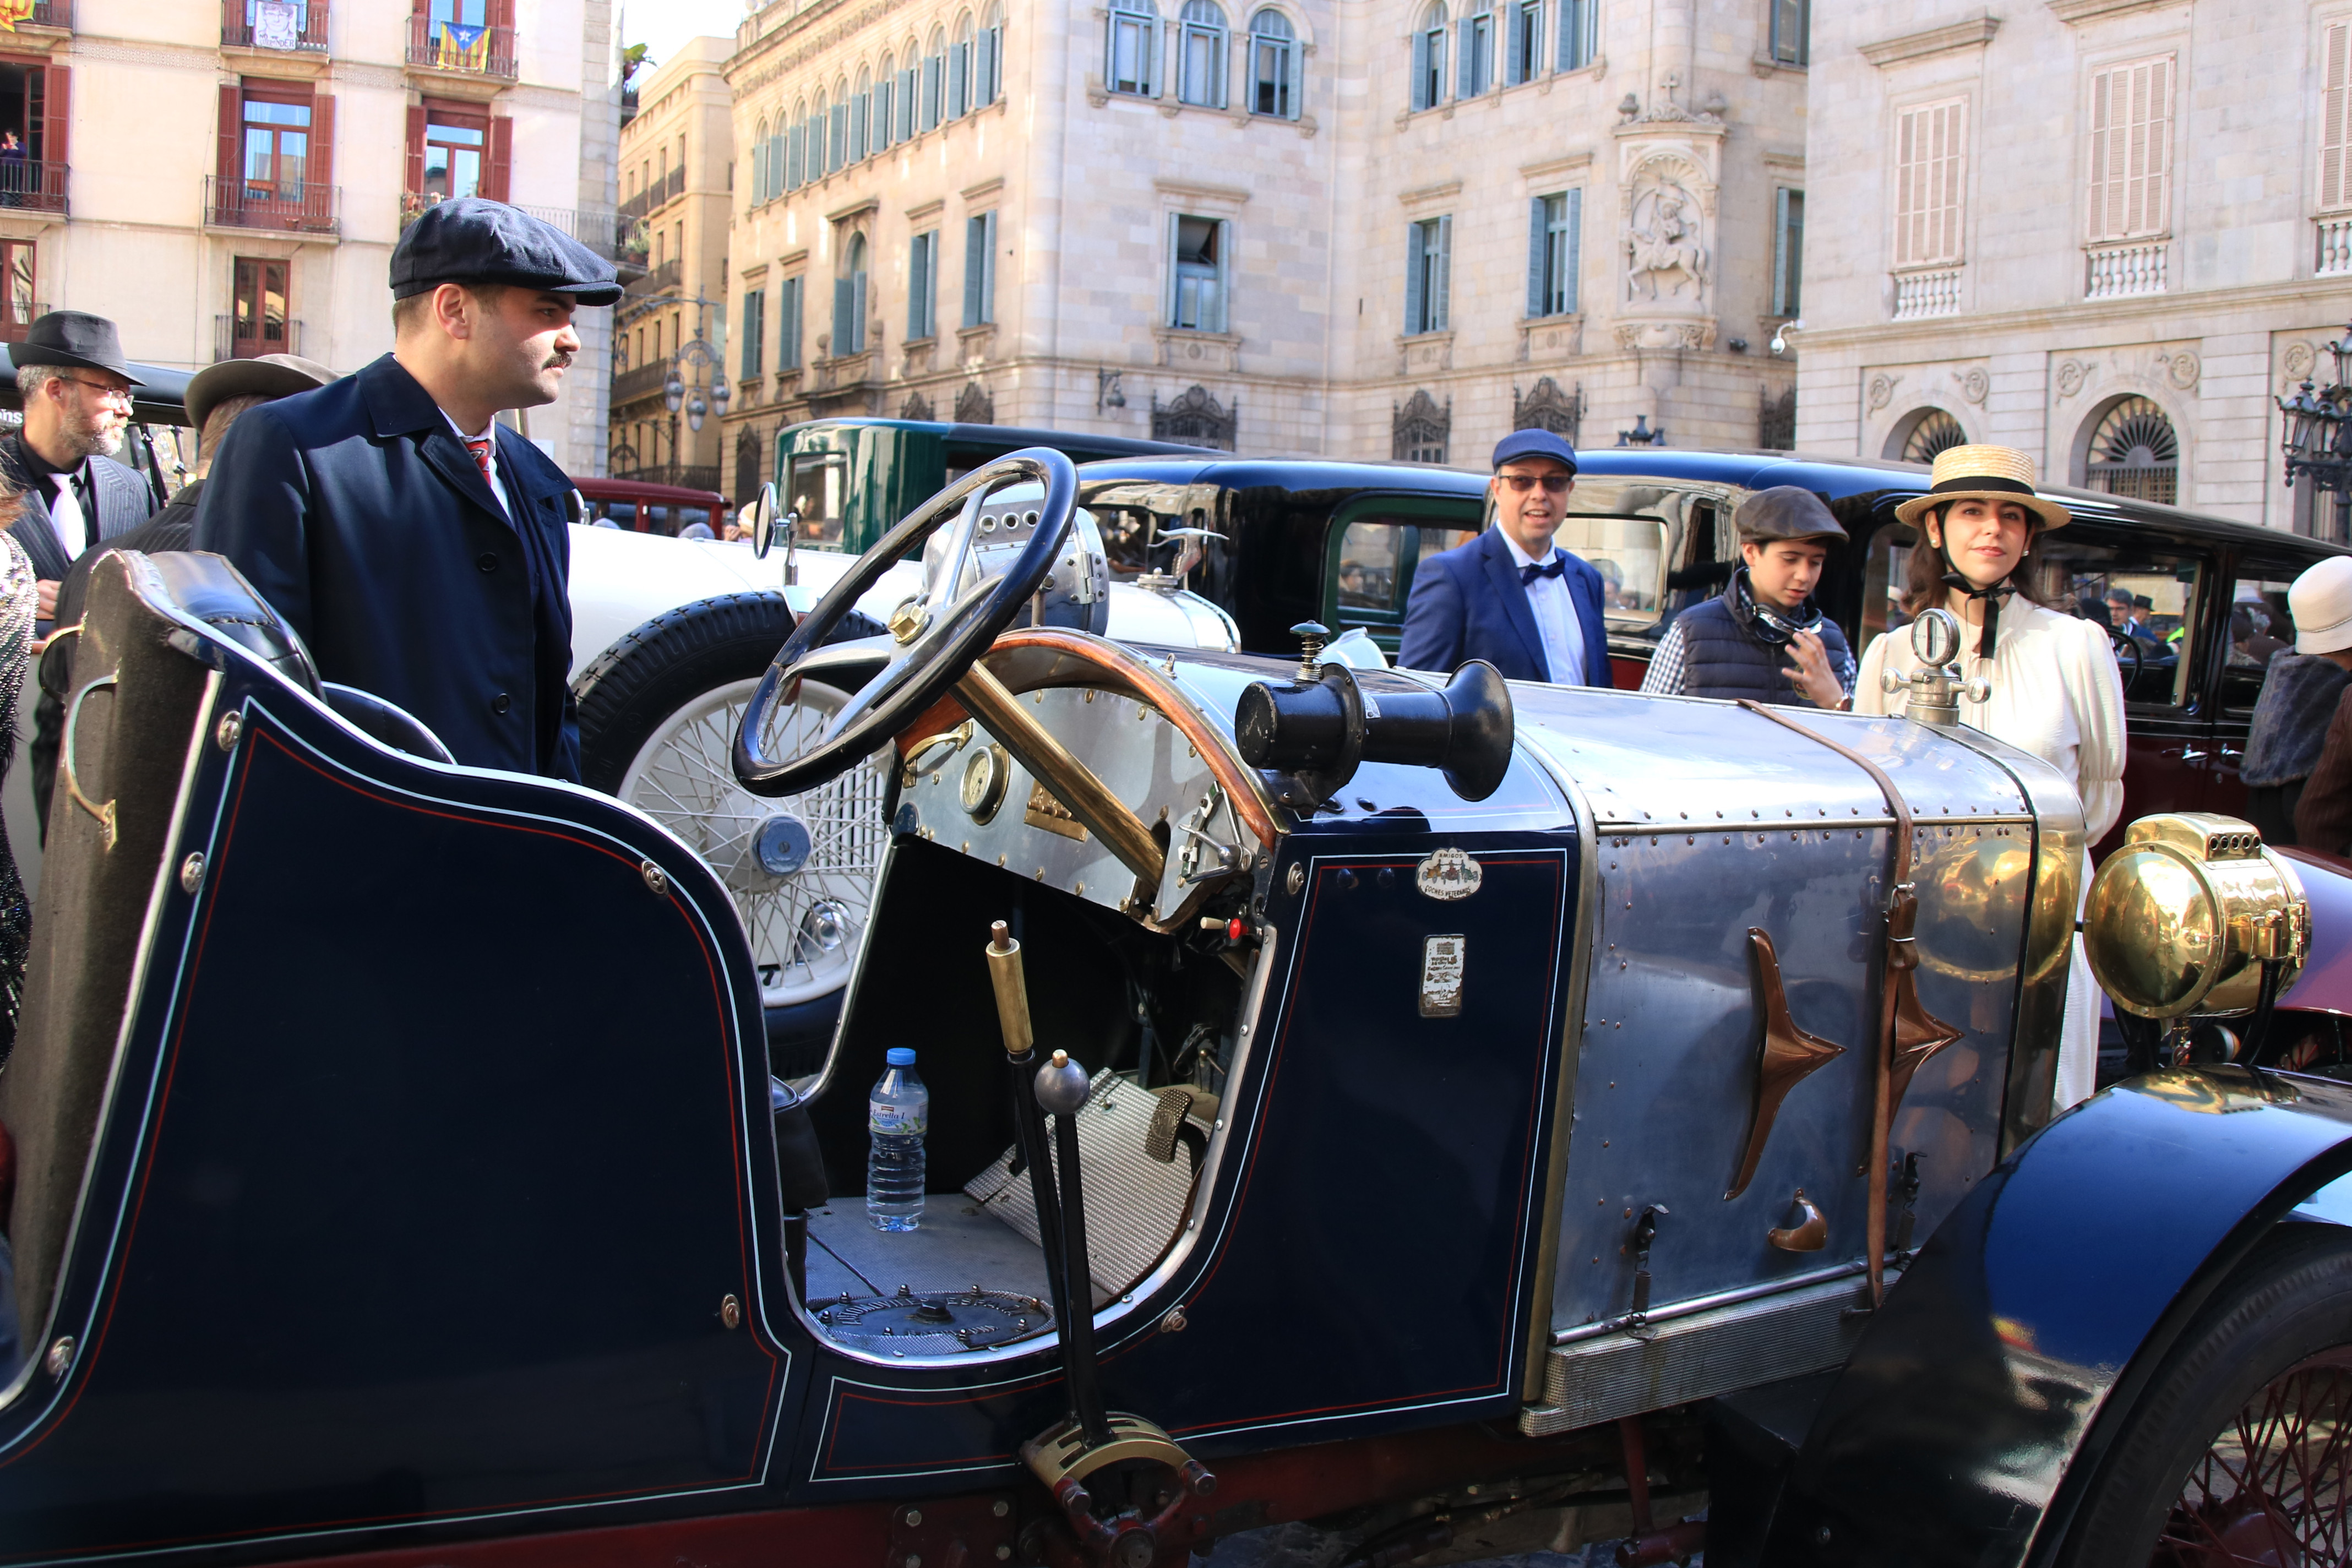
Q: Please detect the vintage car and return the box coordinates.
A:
[1,449,2348,1568]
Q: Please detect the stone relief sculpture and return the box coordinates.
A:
[1624,182,1708,303]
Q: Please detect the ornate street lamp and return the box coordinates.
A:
[649,312,730,482]
[2278,324,2352,546]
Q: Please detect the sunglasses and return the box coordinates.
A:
[1498,474,1572,494]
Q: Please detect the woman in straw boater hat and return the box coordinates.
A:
[1854,444,2127,1111]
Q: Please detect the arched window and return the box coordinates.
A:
[977,4,1004,105]
[876,53,896,146]
[897,42,919,139]
[768,110,784,190]
[752,118,770,202]
[1894,408,1967,465]
[1411,2,1446,111]
[2083,395,2180,504]
[922,29,948,129]
[1248,9,1297,117]
[950,14,974,118]
[1178,1,1226,106]
[1458,0,1493,95]
[853,68,872,159]
[1108,0,1157,96]
[1506,0,1539,84]
[835,232,869,355]
[787,99,808,188]
[829,79,850,172]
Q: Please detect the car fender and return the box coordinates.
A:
[1766,1065,2352,1567]
[2277,844,2352,1016]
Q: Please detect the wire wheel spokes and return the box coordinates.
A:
[2158,1348,2352,1565]
[618,676,888,1009]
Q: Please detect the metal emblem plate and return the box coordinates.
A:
[1415,847,1482,901]
[1419,935,1466,1018]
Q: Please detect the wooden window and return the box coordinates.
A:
[1108,0,1157,96]
[2087,53,2173,242]
[2323,21,2352,212]
[1168,214,1228,332]
[909,228,938,340]
[1893,95,1967,267]
[977,6,1004,105]
[779,275,803,369]
[1412,2,1446,109]
[413,100,489,200]
[1555,0,1593,70]
[1405,215,1450,334]
[1772,187,1803,315]
[1527,190,1579,318]
[963,209,998,327]
[741,285,765,378]
[834,231,869,354]
[238,82,313,202]
[231,257,291,359]
[1770,0,1807,67]
[1177,0,1226,107]
[1507,0,1539,85]
[1457,3,1491,96]
[1249,9,1297,117]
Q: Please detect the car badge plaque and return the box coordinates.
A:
[1415,847,1482,901]
[1420,934,1466,1017]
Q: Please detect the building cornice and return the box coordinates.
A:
[1858,14,2001,68]
[1793,276,2352,356]
[1155,176,1253,205]
[1397,178,1463,207]
[2046,0,2187,23]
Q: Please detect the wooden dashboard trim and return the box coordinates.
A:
[891,630,1283,848]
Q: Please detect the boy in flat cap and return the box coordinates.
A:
[195,198,619,780]
[1639,486,1855,709]
[1400,429,1611,685]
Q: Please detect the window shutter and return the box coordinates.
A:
[2086,56,2171,242]
[1435,215,1452,331]
[1411,29,1431,111]
[483,116,513,202]
[218,83,242,184]
[986,209,999,323]
[1456,17,1473,97]
[1287,32,1303,117]
[1404,223,1420,333]
[782,277,802,368]
[405,104,426,196]
[965,214,986,326]
[834,276,853,355]
[750,140,765,203]
[2326,21,2351,211]
[912,232,929,337]
[949,43,967,117]
[1526,198,1547,317]
[854,269,869,351]
[1507,7,1525,86]
[311,92,335,195]
[1894,97,1966,266]
[790,123,804,187]
[977,27,996,105]
[1563,188,1581,312]
[1213,217,1232,333]
[1772,187,1792,315]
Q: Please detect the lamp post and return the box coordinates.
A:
[660,320,729,488]
[2277,324,2352,547]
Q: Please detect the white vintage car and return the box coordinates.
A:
[563,510,1246,1068]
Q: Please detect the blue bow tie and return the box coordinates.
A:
[1519,555,1566,586]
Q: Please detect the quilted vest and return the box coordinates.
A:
[1675,572,1853,707]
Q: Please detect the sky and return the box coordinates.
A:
[620,0,748,73]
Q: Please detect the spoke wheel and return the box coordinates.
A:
[618,676,888,1009]
[2156,1349,2352,1566]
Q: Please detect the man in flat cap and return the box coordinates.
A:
[196,198,618,780]
[1400,429,1611,685]
[3,311,154,619]
[1639,486,1856,709]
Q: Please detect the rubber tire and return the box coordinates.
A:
[2057,1224,2352,1566]
[573,592,884,793]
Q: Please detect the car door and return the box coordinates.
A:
[1321,496,1480,654]
[2204,542,2324,818]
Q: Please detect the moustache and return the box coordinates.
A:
[543,355,573,372]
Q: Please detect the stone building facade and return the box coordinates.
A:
[609,35,736,491]
[1795,1,2352,532]
[718,0,1809,492]
[6,0,625,477]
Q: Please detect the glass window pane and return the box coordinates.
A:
[1336,523,1402,608]
[1550,515,1664,621]
[245,128,274,183]
[790,454,848,547]
[426,122,485,147]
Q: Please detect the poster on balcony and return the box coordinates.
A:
[253,0,299,48]
[0,0,34,34]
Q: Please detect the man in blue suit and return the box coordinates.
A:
[197,200,619,781]
[1400,429,1611,686]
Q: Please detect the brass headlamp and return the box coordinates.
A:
[2082,813,2310,1019]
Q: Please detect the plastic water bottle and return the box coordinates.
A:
[867,1047,929,1232]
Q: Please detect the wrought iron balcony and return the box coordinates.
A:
[214,313,306,363]
[628,258,682,297]
[406,13,516,78]
[206,176,339,237]
[222,0,328,50]
[0,161,68,217]
[21,1,68,27]
[611,362,673,406]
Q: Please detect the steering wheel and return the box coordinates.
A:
[2110,628,2144,690]
[733,448,1079,798]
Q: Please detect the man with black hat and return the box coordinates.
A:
[197,198,618,781]
[1399,428,1611,685]
[1638,486,1856,709]
[3,311,153,617]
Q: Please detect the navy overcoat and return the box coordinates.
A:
[194,355,580,781]
[1398,525,1611,686]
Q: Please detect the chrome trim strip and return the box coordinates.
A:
[1548,1257,1883,1346]
[1594,815,2038,833]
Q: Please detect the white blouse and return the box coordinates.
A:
[1854,600,2128,843]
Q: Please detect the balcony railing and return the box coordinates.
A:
[0,302,49,344]
[2320,217,2352,277]
[222,0,327,50]
[213,313,306,363]
[22,1,68,27]
[614,464,721,492]
[2085,241,2168,300]
[627,258,682,297]
[400,193,644,267]
[622,169,685,219]
[1891,266,1963,321]
[406,14,516,78]
[0,161,68,217]
[205,176,340,237]
[611,362,672,405]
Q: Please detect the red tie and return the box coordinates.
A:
[464,435,494,482]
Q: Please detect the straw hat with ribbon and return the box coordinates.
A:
[1892,445,2071,660]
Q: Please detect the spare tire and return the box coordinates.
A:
[575,593,889,1076]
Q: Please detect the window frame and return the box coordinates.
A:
[1768,0,1807,67]
[910,227,939,340]
[1507,0,1539,86]
[778,274,804,370]
[1167,212,1230,333]
[1556,0,1594,70]
[741,282,765,378]
[1318,494,1485,652]
[2084,51,2175,244]
[2322,19,2352,214]
[1892,93,1969,269]
[1178,0,1229,108]
[1771,186,1804,317]
[1527,189,1580,319]
[1412,2,1446,111]
[1406,214,1451,335]
[963,208,998,328]
[1248,8,1298,118]
[1109,0,1159,96]
[1458,2,1493,96]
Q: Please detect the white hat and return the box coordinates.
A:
[2291,556,2352,655]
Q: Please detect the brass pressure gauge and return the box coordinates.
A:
[961,744,1011,824]
[2083,813,2310,1019]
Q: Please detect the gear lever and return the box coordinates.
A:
[987,922,1071,1329]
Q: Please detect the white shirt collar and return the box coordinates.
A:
[1498,530,1556,570]
[442,409,495,443]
